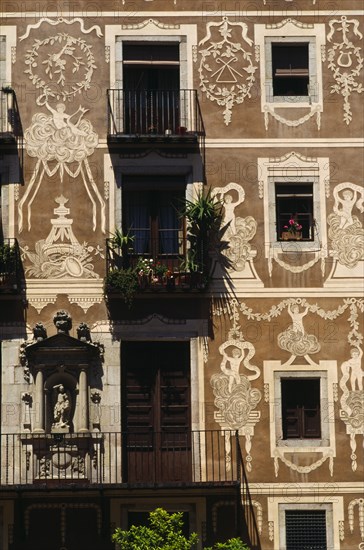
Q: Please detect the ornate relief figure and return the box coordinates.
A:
[278,301,321,357]
[212,183,257,272]
[19,22,105,233]
[327,16,363,125]
[327,183,364,269]
[198,18,257,125]
[211,311,261,471]
[340,345,364,471]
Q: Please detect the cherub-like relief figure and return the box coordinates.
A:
[341,346,363,391]
[333,187,362,230]
[288,303,309,335]
[212,183,257,272]
[213,184,245,236]
[327,183,364,268]
[220,345,244,392]
[278,300,321,357]
[45,101,88,136]
[52,384,71,428]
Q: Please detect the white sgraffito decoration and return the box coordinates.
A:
[212,182,257,272]
[213,297,364,476]
[210,300,261,472]
[327,183,364,268]
[21,196,104,279]
[348,499,364,548]
[327,16,363,125]
[20,23,105,234]
[198,17,257,126]
[277,301,321,359]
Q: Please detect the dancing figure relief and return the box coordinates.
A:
[212,183,257,271]
[278,301,321,357]
[210,329,261,471]
[339,345,364,471]
[327,183,364,268]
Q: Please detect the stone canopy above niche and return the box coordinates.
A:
[21,311,103,435]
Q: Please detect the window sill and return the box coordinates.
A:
[276,439,330,449]
[269,97,315,107]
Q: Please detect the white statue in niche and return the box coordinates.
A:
[327,183,364,269]
[212,182,257,272]
[52,384,71,429]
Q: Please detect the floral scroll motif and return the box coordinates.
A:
[327,16,363,125]
[198,17,257,125]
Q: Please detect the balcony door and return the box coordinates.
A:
[123,43,180,134]
[123,176,186,269]
[122,341,191,483]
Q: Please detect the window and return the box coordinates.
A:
[265,37,317,103]
[123,176,185,265]
[275,182,314,240]
[272,43,309,97]
[254,20,325,122]
[122,43,180,134]
[285,510,327,550]
[281,378,321,439]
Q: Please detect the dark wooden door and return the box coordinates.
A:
[122,341,191,483]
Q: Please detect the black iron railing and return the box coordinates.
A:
[105,237,208,292]
[0,238,22,292]
[1,430,242,486]
[0,88,22,140]
[107,89,205,138]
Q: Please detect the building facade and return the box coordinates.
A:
[0,1,363,549]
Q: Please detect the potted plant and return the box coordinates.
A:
[104,268,139,308]
[281,217,303,240]
[179,187,223,281]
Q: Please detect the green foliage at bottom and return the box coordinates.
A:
[112,507,199,550]
[205,538,251,550]
[113,508,251,550]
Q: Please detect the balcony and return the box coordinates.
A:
[105,237,208,298]
[1,430,242,487]
[0,87,22,145]
[107,89,205,155]
[0,238,22,293]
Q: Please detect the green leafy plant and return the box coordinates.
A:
[104,268,139,308]
[112,507,199,550]
[179,188,223,275]
[205,538,251,550]
[109,228,135,249]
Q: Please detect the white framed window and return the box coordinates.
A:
[255,20,325,109]
[258,152,329,255]
[279,503,334,550]
[263,360,337,464]
[273,370,330,448]
[265,37,317,104]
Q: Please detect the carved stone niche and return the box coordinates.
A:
[24,331,101,435]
